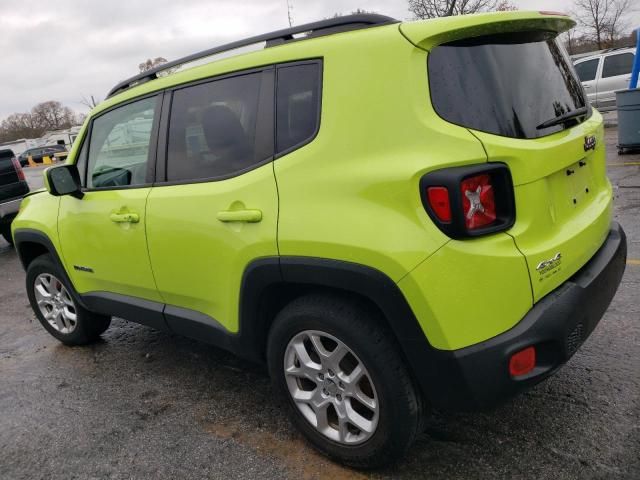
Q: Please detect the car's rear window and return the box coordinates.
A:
[428,32,588,139]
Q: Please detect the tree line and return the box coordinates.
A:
[0,101,84,144]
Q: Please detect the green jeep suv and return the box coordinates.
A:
[12,12,627,467]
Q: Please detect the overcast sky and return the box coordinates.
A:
[1,0,638,121]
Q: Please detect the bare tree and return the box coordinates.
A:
[31,101,77,131]
[0,101,80,142]
[79,95,100,111]
[495,0,517,11]
[139,57,169,73]
[408,0,500,19]
[563,27,578,55]
[603,0,631,44]
[573,0,632,49]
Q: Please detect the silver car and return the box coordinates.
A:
[573,47,635,110]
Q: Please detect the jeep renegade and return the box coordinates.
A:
[11,12,627,467]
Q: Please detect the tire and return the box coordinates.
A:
[26,254,111,345]
[1,225,14,245]
[267,293,422,468]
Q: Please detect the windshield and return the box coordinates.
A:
[428,31,588,139]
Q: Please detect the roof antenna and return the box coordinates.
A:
[287,0,294,27]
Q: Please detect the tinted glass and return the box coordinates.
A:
[429,32,588,139]
[87,96,157,188]
[167,72,265,181]
[574,58,599,82]
[276,63,320,153]
[602,53,634,78]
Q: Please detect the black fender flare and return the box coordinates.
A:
[238,256,444,402]
[13,228,91,310]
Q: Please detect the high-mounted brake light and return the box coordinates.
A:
[11,156,25,182]
[460,174,496,230]
[538,11,568,16]
[426,186,451,222]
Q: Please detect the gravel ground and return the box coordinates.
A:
[0,129,638,479]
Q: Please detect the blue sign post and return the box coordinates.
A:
[630,27,640,89]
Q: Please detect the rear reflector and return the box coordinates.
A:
[426,186,451,222]
[460,174,496,229]
[11,156,25,182]
[509,346,536,377]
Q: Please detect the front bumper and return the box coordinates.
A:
[422,222,627,411]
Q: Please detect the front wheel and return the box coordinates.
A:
[267,294,422,468]
[26,254,111,345]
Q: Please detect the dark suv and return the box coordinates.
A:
[0,149,29,244]
[18,145,66,166]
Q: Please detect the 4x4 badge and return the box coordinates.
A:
[584,135,596,151]
[536,253,562,273]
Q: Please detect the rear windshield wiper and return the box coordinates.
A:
[536,106,589,130]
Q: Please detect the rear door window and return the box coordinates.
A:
[574,58,599,82]
[166,71,273,182]
[602,53,634,78]
[429,32,588,139]
[276,62,321,154]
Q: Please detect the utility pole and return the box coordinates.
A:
[287,0,293,27]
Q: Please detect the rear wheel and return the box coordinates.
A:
[26,254,111,345]
[267,293,421,468]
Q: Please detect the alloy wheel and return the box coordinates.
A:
[284,330,379,445]
[33,273,77,334]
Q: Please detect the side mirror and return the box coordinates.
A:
[45,165,84,199]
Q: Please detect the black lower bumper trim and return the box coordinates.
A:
[422,222,627,411]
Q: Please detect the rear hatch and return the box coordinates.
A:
[402,12,612,301]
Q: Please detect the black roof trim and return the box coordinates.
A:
[106,13,397,99]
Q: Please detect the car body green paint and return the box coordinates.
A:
[13,11,613,353]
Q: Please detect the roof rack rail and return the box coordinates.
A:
[106,13,398,99]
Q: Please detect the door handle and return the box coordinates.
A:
[110,212,140,223]
[217,209,262,223]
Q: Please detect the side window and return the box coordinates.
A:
[602,53,634,78]
[276,62,321,154]
[167,72,267,182]
[87,96,157,189]
[574,59,599,82]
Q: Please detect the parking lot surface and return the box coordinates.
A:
[1,129,638,479]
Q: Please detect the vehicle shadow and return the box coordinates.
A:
[47,316,611,480]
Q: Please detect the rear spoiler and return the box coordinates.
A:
[400,11,575,51]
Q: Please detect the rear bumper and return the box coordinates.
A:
[0,181,29,222]
[422,222,627,411]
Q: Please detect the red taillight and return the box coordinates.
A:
[420,164,514,239]
[426,186,451,222]
[509,346,536,377]
[11,156,25,182]
[460,174,496,230]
